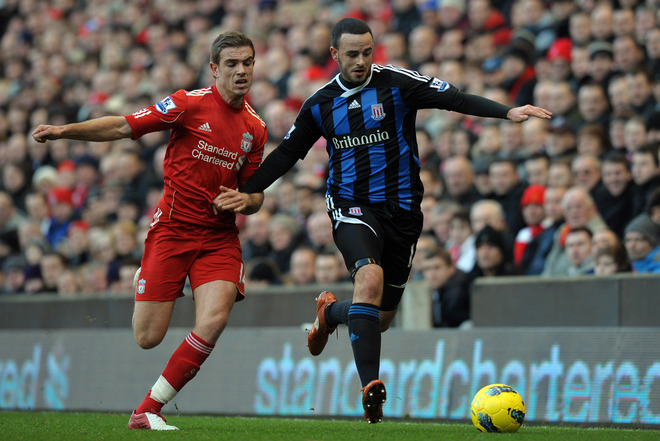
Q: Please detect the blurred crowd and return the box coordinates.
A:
[1,0,660,315]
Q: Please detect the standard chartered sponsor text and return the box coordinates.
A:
[194,140,238,170]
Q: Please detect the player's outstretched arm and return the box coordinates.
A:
[32,116,133,143]
[506,105,552,123]
[213,186,264,215]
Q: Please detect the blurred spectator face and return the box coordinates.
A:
[306,211,333,249]
[543,187,566,223]
[602,160,631,197]
[613,35,644,73]
[470,201,506,233]
[571,155,601,191]
[569,13,591,45]
[607,76,632,112]
[591,3,614,41]
[524,157,550,186]
[578,84,609,123]
[476,242,504,273]
[631,152,659,185]
[522,203,545,227]
[592,229,619,257]
[442,157,474,199]
[533,80,553,109]
[590,53,614,84]
[595,253,618,275]
[571,47,590,80]
[565,230,592,268]
[381,32,407,63]
[289,248,316,285]
[40,254,65,291]
[613,8,635,38]
[561,189,594,228]
[408,25,436,66]
[315,253,343,284]
[548,82,575,116]
[646,28,660,61]
[488,161,519,196]
[624,231,654,262]
[422,253,454,290]
[627,71,652,108]
[57,270,80,298]
[245,210,272,246]
[449,217,472,246]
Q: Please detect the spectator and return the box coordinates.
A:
[624,214,660,273]
[447,208,475,274]
[241,210,272,261]
[542,186,608,276]
[421,247,471,328]
[267,213,304,275]
[577,82,611,129]
[524,186,567,275]
[513,184,546,271]
[571,154,608,209]
[598,152,636,237]
[2,254,26,294]
[430,200,461,247]
[488,158,527,235]
[315,251,346,285]
[564,227,595,276]
[44,187,76,250]
[0,190,26,259]
[631,144,660,216]
[523,153,551,187]
[39,251,67,293]
[287,246,317,285]
[245,257,282,288]
[442,156,481,208]
[548,158,574,188]
[467,225,516,282]
[594,243,631,276]
[56,269,82,298]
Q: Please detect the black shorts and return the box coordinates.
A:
[326,196,423,310]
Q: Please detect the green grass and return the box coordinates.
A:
[0,412,658,441]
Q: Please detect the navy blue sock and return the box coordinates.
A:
[347,303,381,387]
[325,300,351,327]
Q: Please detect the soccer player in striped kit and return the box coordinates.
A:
[217,18,551,423]
[33,31,266,430]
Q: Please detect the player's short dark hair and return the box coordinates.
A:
[210,31,255,65]
[331,18,373,49]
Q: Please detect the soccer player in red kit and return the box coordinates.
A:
[32,31,266,430]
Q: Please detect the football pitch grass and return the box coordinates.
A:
[1,412,658,441]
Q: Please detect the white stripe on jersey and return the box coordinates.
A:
[375,64,431,83]
[132,109,151,119]
[186,87,212,96]
[245,102,266,127]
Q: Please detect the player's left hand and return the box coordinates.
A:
[213,186,249,213]
[506,105,552,123]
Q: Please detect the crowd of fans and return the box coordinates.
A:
[1,1,660,318]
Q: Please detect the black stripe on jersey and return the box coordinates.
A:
[351,93,372,201]
[380,87,403,206]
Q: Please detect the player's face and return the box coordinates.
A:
[331,32,374,85]
[211,46,255,107]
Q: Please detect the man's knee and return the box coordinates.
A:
[134,328,166,349]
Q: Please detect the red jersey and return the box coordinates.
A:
[125,85,266,229]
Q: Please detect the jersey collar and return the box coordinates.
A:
[337,65,374,98]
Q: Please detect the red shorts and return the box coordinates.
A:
[135,218,245,302]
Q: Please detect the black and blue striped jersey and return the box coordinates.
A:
[242,64,511,212]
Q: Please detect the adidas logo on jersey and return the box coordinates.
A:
[348,100,361,110]
[198,122,212,132]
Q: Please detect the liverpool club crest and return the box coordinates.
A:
[241,133,253,152]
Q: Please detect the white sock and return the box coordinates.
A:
[150,375,178,404]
